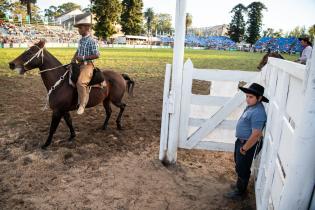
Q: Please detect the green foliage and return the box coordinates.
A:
[120,0,144,35]
[262,28,283,38]
[155,14,172,35]
[308,25,315,42]
[44,6,59,22]
[289,26,307,38]
[144,8,155,35]
[9,1,42,24]
[0,0,10,19]
[92,0,122,40]
[228,4,246,42]
[44,3,81,22]
[245,2,267,44]
[56,3,81,14]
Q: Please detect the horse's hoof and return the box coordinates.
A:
[41,144,48,150]
[68,134,76,141]
[102,125,108,130]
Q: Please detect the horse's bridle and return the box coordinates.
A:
[23,45,44,70]
[23,45,70,73]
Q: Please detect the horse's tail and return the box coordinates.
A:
[122,73,135,96]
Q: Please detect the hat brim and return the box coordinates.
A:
[239,86,269,103]
[74,23,92,27]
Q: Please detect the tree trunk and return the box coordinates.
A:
[27,2,32,22]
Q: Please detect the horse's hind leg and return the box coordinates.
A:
[102,98,112,130]
[63,112,76,141]
[113,101,126,130]
[41,110,63,149]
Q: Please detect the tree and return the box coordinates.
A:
[227,4,246,42]
[44,3,81,24]
[92,0,122,40]
[144,7,155,35]
[308,25,315,42]
[10,1,42,24]
[245,2,267,44]
[262,28,283,38]
[56,2,81,15]
[289,26,307,38]
[120,0,143,35]
[44,6,59,22]
[262,28,274,37]
[156,13,172,35]
[0,0,10,19]
[185,13,192,35]
[20,0,36,22]
[272,29,283,38]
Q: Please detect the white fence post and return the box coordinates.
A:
[164,0,187,164]
[159,64,172,161]
[278,44,315,210]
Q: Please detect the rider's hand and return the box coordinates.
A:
[76,56,84,62]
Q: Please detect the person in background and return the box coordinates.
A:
[295,36,313,65]
[224,83,268,200]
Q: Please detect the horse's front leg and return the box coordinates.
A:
[41,110,63,149]
[63,111,76,141]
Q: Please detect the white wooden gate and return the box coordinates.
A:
[159,60,258,161]
[178,60,258,151]
[159,56,315,210]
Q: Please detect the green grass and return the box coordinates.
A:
[0,48,299,78]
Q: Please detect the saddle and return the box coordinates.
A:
[69,63,105,86]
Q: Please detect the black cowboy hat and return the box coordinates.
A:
[298,36,313,46]
[239,83,269,103]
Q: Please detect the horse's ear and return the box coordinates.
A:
[36,39,46,48]
[267,48,271,54]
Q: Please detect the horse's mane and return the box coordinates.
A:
[42,48,64,66]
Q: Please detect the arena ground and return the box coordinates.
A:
[0,48,298,209]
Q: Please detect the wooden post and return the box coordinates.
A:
[278,44,315,209]
[164,0,187,164]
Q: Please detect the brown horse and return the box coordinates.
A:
[257,50,284,70]
[8,40,134,149]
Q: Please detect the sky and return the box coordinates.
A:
[36,0,315,33]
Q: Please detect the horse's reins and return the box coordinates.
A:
[24,45,71,110]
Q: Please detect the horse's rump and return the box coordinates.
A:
[70,63,105,86]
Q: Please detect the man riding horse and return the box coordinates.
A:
[72,19,100,115]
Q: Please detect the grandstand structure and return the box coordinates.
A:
[187,24,228,36]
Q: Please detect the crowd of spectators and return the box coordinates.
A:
[254,37,303,53]
[159,35,236,49]
[0,22,80,47]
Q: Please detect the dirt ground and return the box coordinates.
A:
[0,75,256,210]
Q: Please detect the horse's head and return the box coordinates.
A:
[257,51,284,70]
[9,39,46,74]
